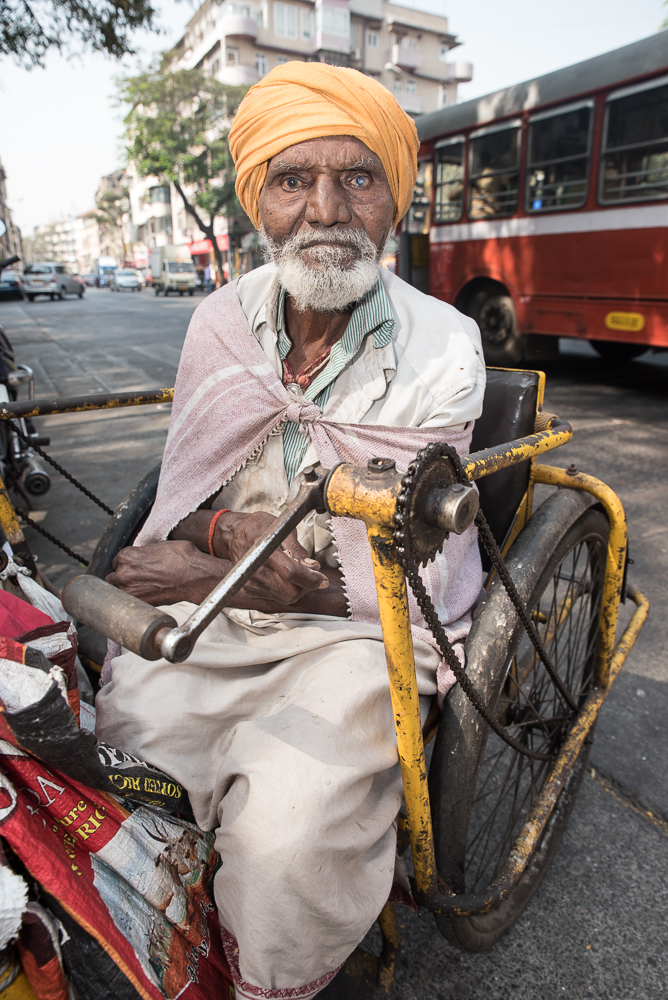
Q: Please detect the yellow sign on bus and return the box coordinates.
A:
[605,312,645,332]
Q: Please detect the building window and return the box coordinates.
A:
[300,8,313,40]
[367,30,378,49]
[439,44,449,63]
[148,185,171,204]
[229,3,251,14]
[274,2,298,38]
[210,58,220,75]
[255,51,268,76]
[350,20,356,49]
[402,35,418,50]
[406,78,417,95]
[226,47,239,64]
[437,86,448,109]
[276,55,289,63]
[393,77,402,94]
[319,5,350,37]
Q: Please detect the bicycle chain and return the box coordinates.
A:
[14,507,90,567]
[393,442,577,762]
[11,422,115,516]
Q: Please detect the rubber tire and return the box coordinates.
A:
[86,463,161,580]
[189,289,194,296]
[78,289,84,298]
[26,295,34,303]
[0,328,14,359]
[430,490,607,951]
[591,340,647,362]
[467,289,525,365]
[59,289,66,300]
[154,286,160,296]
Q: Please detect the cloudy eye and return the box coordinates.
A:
[351,174,369,188]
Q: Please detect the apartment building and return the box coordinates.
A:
[176,0,472,116]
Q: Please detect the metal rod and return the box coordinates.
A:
[158,472,326,663]
[434,585,648,917]
[0,388,175,420]
[367,522,439,905]
[462,419,573,482]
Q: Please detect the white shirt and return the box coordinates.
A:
[213,263,485,564]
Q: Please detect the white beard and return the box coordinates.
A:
[260,226,384,313]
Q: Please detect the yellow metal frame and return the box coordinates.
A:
[326,419,648,912]
[0,382,649,917]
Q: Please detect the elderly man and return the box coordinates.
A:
[96,63,485,999]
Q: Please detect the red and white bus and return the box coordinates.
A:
[403,33,668,364]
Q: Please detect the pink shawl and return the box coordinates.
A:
[137,282,482,655]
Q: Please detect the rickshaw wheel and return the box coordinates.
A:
[87,463,161,580]
[430,490,608,951]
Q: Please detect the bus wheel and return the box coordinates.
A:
[469,290,524,365]
[591,340,647,362]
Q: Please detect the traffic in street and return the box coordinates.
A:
[0,286,665,1000]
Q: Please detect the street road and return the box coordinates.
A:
[0,287,666,999]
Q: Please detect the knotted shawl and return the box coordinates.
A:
[228,62,419,230]
[137,283,482,653]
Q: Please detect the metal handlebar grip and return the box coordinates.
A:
[62,575,177,661]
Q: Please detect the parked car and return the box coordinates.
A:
[82,273,98,287]
[110,268,142,292]
[0,268,24,300]
[23,264,85,301]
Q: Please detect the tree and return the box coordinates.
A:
[89,173,129,260]
[120,57,248,284]
[0,0,158,68]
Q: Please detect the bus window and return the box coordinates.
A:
[600,79,668,203]
[433,139,464,223]
[526,103,592,212]
[469,124,520,219]
[406,161,432,233]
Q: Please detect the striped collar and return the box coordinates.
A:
[275,277,394,402]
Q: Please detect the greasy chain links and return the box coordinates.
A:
[393,442,578,763]
[11,421,115,517]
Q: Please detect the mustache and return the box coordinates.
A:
[260,226,380,261]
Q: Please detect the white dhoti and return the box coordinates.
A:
[95,605,440,999]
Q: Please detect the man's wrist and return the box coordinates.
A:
[208,509,232,556]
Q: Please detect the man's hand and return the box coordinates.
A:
[106,540,208,606]
[212,511,330,605]
[106,514,336,611]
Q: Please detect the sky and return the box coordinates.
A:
[1,0,666,234]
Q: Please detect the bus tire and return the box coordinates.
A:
[591,340,647,362]
[468,290,524,365]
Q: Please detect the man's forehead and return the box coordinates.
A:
[269,136,381,172]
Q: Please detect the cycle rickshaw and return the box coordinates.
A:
[0,367,648,999]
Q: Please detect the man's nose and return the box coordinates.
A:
[303,174,352,228]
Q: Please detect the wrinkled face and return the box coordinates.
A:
[258,135,394,311]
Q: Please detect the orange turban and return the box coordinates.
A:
[229,62,419,230]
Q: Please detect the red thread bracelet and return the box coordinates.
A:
[208,509,231,556]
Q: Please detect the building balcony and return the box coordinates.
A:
[390,43,421,72]
[219,63,260,86]
[443,60,473,83]
[220,14,258,39]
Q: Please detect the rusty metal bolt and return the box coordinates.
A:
[367,457,396,475]
[566,464,578,477]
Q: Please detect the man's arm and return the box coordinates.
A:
[106,509,349,617]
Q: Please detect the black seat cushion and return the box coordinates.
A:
[470,369,540,563]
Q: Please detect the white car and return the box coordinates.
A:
[111,269,142,292]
